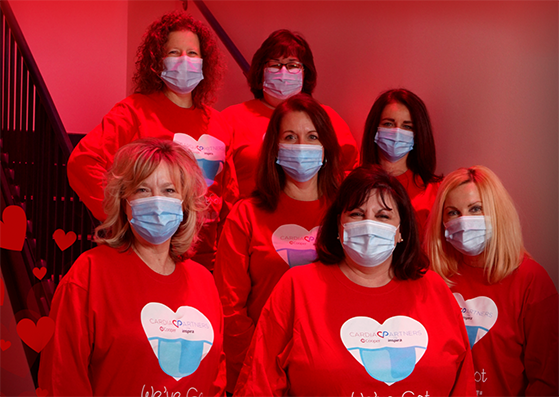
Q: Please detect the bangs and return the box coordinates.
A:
[266,43,304,62]
[341,184,394,213]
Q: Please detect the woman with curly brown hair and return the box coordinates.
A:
[68,10,237,271]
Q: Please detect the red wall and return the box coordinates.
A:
[8,1,558,284]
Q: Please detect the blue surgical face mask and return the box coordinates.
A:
[342,220,399,267]
[444,215,491,256]
[276,143,323,182]
[128,196,184,245]
[374,127,414,163]
[263,68,303,100]
[160,56,204,95]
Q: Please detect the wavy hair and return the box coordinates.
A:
[316,165,428,280]
[361,89,441,186]
[252,93,342,212]
[133,10,224,107]
[94,139,208,262]
[424,165,525,285]
[247,29,317,99]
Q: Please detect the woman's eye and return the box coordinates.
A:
[376,214,389,220]
[402,124,414,131]
[308,134,319,141]
[447,210,458,217]
[470,206,483,214]
[136,188,148,193]
[166,188,176,194]
[381,121,394,128]
[349,211,363,218]
[187,50,199,57]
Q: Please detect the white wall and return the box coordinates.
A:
[9,0,558,287]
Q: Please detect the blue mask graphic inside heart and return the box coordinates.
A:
[276,248,317,268]
[196,159,223,187]
[465,325,490,349]
[150,337,211,378]
[357,346,424,383]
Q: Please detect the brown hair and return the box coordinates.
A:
[316,165,428,280]
[247,29,317,99]
[133,10,224,107]
[252,94,342,212]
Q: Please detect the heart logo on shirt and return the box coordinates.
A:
[340,316,428,385]
[141,303,214,380]
[453,293,498,349]
[173,133,226,187]
[271,224,319,268]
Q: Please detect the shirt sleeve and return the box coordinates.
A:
[322,105,359,174]
[67,101,137,221]
[213,203,255,393]
[233,272,294,397]
[523,267,559,396]
[38,275,93,395]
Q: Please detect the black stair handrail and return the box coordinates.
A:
[1,0,97,320]
[189,0,250,76]
[1,0,73,158]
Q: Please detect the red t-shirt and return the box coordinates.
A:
[213,193,329,392]
[236,263,476,396]
[38,245,226,396]
[450,256,558,396]
[222,99,359,198]
[67,92,238,270]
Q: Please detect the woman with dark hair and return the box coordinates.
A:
[361,89,441,237]
[214,94,343,393]
[235,165,476,396]
[222,29,358,198]
[40,139,226,395]
[425,165,558,396]
[67,10,236,271]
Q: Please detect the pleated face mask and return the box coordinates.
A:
[160,56,204,95]
[128,196,184,245]
[374,127,414,163]
[444,215,491,256]
[342,219,399,267]
[276,143,323,182]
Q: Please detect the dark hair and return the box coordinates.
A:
[133,11,224,107]
[247,29,317,99]
[316,165,428,280]
[361,89,441,186]
[252,94,342,212]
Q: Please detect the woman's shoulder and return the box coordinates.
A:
[221,99,268,117]
[513,255,557,292]
[60,245,125,288]
[178,258,215,284]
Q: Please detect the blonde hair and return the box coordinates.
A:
[425,165,525,284]
[94,138,208,262]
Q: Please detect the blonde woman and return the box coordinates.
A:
[425,165,558,396]
[40,139,226,396]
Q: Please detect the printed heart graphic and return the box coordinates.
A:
[52,229,76,251]
[16,317,55,352]
[0,276,4,306]
[141,302,214,380]
[0,205,27,251]
[36,387,49,397]
[340,316,428,385]
[33,267,47,280]
[173,133,226,186]
[272,224,319,268]
[453,293,498,349]
[0,339,11,351]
